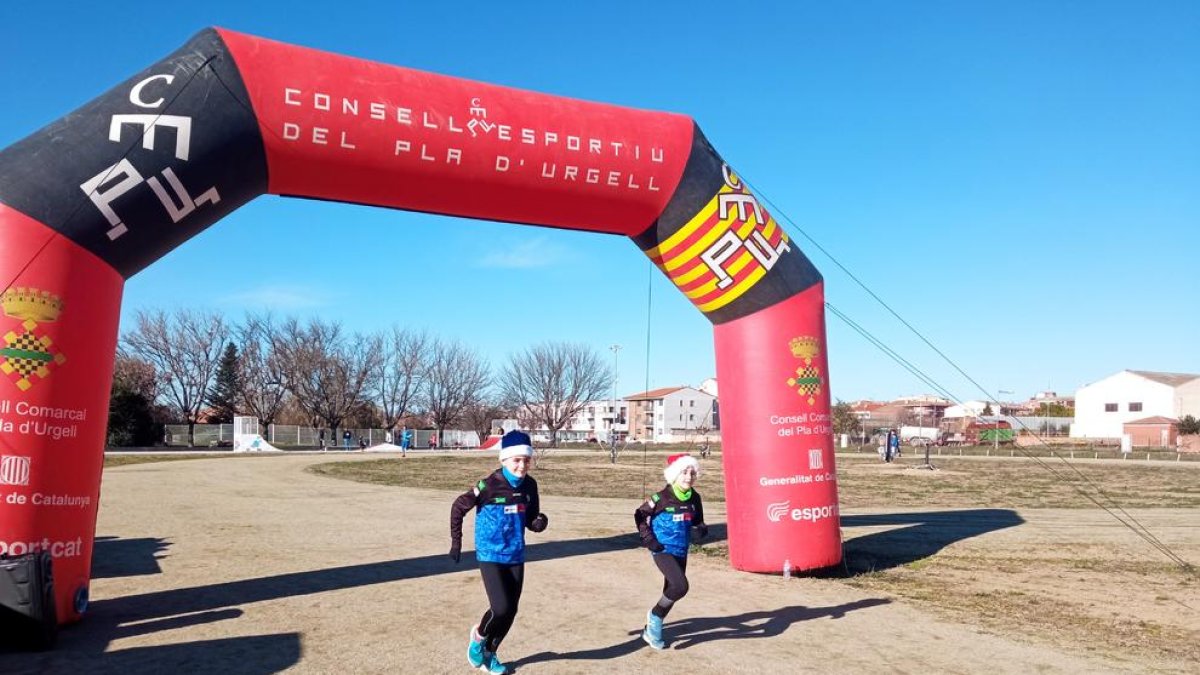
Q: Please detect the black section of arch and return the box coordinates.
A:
[0,28,267,279]
[632,123,821,325]
[631,123,725,253]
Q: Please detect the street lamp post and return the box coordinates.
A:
[609,344,621,444]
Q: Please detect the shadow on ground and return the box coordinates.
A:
[1,508,1018,666]
[91,535,171,579]
[0,631,300,675]
[839,508,1024,574]
[511,598,891,667]
[0,529,665,667]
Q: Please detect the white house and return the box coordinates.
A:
[1070,370,1200,439]
[561,400,629,442]
[626,386,718,443]
[943,400,993,418]
[494,400,629,444]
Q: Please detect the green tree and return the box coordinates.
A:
[107,387,161,447]
[1035,402,1074,417]
[1179,415,1200,435]
[207,342,242,423]
[106,353,162,447]
[832,400,859,436]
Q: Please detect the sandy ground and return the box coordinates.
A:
[2,453,1193,674]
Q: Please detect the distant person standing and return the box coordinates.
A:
[343,429,352,450]
[886,430,900,463]
[399,425,412,457]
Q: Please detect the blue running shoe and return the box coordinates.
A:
[480,652,507,674]
[467,626,486,668]
[642,610,665,650]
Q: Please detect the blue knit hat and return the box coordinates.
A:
[499,430,533,461]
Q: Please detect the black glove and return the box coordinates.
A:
[694,523,708,540]
[449,541,461,564]
[645,538,665,553]
[528,513,548,532]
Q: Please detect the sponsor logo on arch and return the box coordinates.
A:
[766,500,839,524]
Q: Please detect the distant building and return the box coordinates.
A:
[1123,416,1179,448]
[894,395,951,426]
[849,400,885,416]
[944,400,1005,418]
[1071,370,1200,439]
[564,400,629,443]
[494,399,630,444]
[625,386,718,443]
[852,401,901,432]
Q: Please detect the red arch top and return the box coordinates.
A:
[219,29,694,236]
[0,27,821,323]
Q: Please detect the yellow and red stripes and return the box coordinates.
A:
[645,182,789,313]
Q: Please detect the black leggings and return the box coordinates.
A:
[477,562,525,653]
[651,553,689,618]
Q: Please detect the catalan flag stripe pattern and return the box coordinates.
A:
[645,182,790,313]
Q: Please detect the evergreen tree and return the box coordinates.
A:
[107,386,161,447]
[208,342,242,423]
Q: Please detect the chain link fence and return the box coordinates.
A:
[163,423,480,449]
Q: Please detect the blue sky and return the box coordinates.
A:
[2,2,1197,403]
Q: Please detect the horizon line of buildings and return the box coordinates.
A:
[197,370,1199,448]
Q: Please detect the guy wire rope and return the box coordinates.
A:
[742,176,1194,573]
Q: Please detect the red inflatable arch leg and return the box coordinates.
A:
[0,205,123,623]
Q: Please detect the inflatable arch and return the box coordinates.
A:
[0,29,840,624]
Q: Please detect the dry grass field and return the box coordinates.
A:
[315,450,1200,667]
[0,449,1193,674]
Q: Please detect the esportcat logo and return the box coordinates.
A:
[767,501,790,522]
[0,537,85,558]
[767,501,839,523]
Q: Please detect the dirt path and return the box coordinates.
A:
[2,454,1181,674]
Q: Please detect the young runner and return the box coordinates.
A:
[634,452,708,649]
[449,430,548,674]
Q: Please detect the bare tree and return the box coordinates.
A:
[373,327,430,433]
[423,338,490,438]
[235,314,291,432]
[122,309,227,446]
[112,349,158,401]
[460,395,507,449]
[498,341,613,447]
[274,318,382,442]
[515,407,541,437]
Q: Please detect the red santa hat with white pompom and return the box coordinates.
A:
[663,453,701,484]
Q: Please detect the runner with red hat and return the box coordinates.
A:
[634,452,708,649]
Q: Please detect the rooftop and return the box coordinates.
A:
[1128,371,1200,387]
[625,386,686,400]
